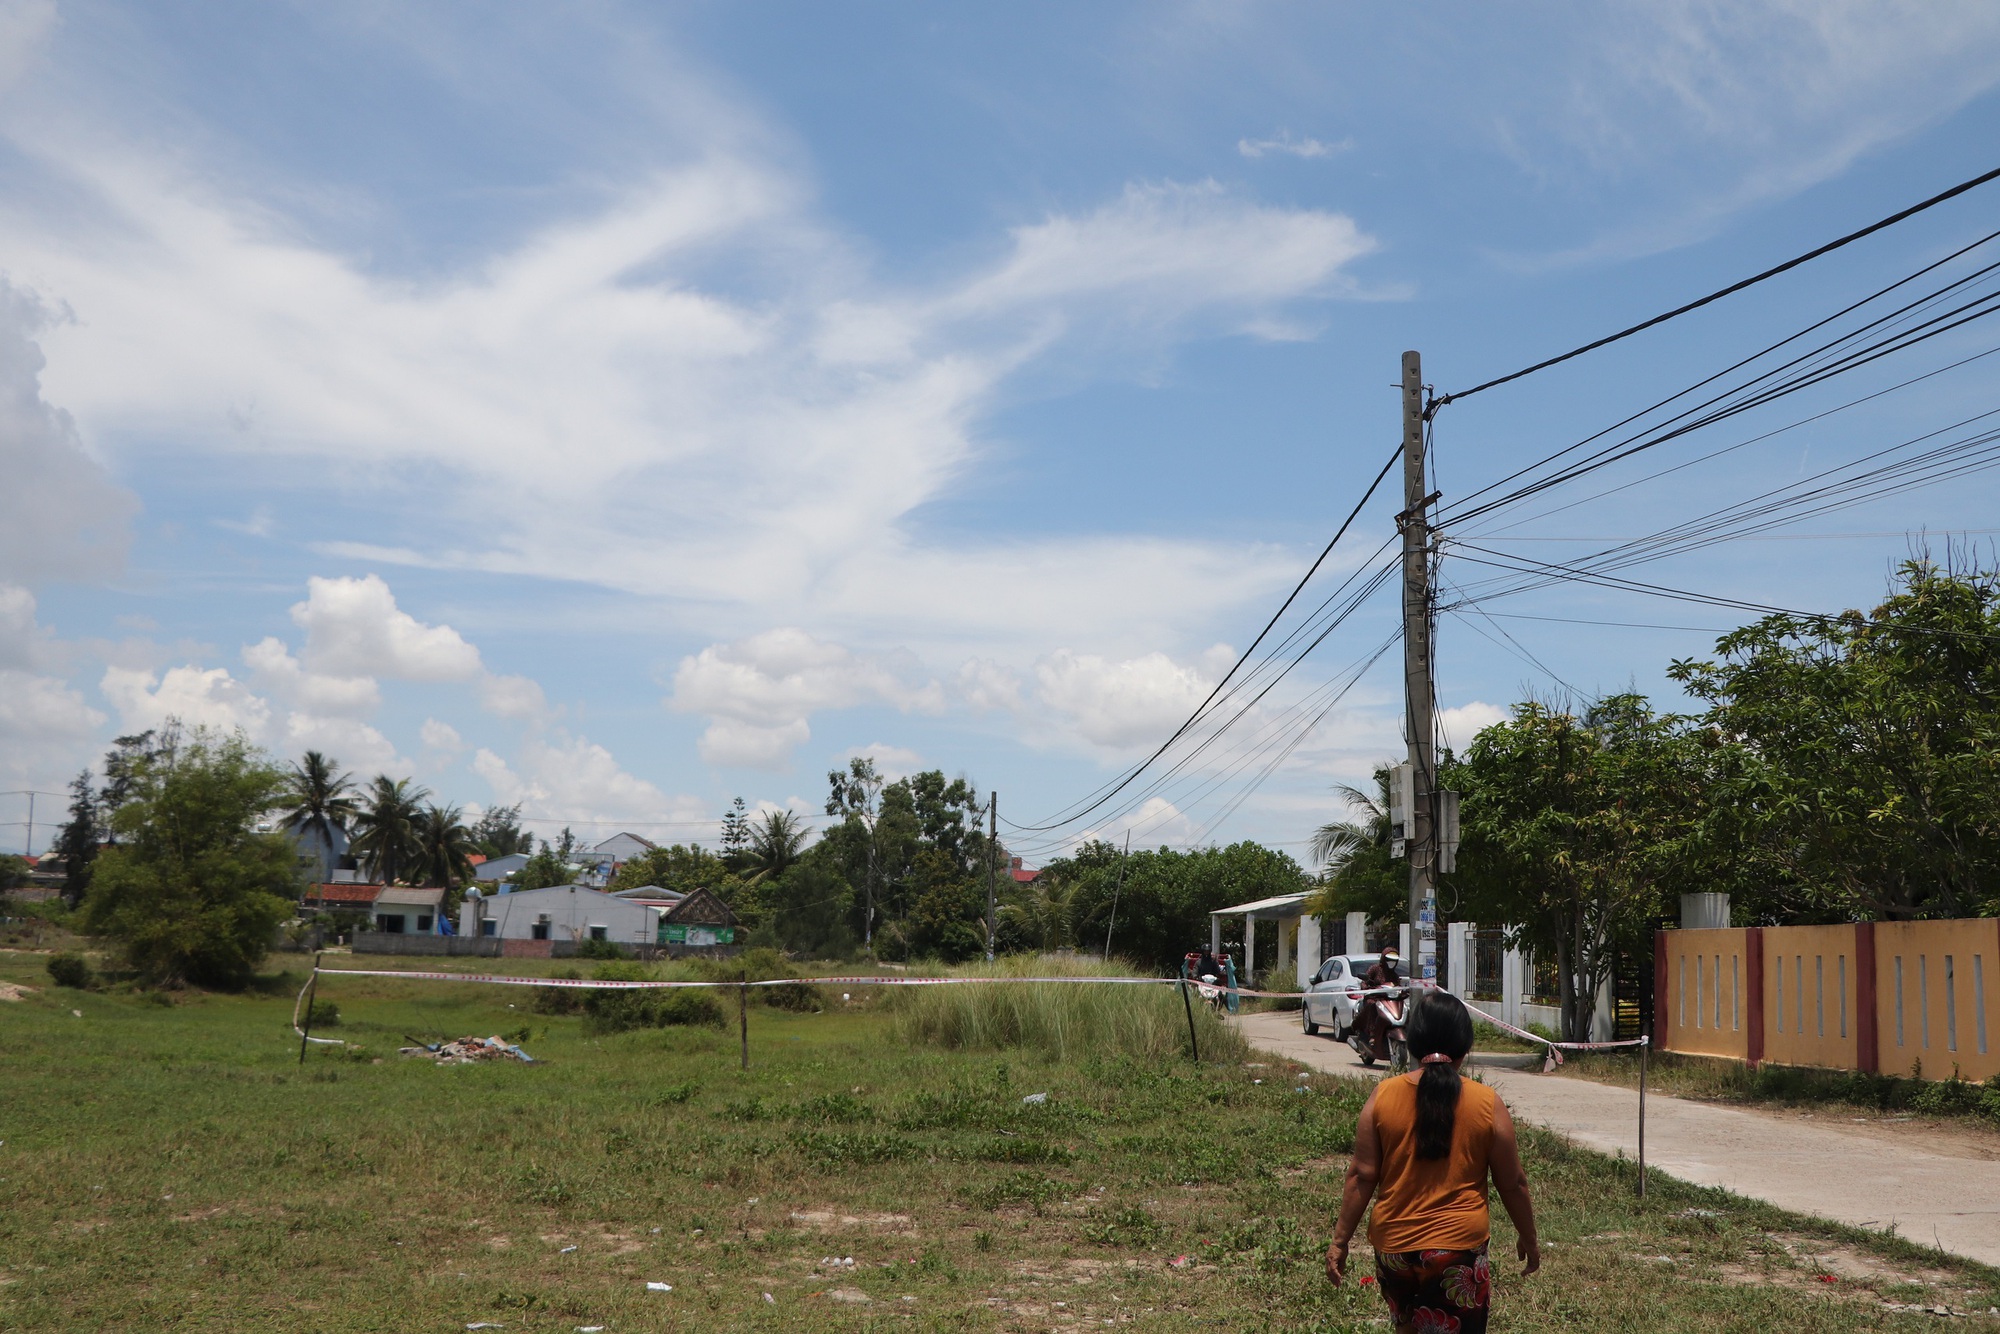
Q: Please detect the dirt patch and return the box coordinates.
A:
[787,1209,916,1233]
[1711,1232,1992,1318]
[0,982,35,1001]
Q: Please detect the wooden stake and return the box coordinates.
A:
[1179,973,1200,1064]
[1637,1035,1649,1199]
[298,952,322,1066]
[739,971,750,1071]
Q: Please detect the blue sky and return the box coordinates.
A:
[5,1,2000,862]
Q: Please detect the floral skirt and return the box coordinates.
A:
[1373,1242,1491,1334]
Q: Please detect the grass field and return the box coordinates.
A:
[2,947,1998,1332]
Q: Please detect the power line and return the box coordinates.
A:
[1006,445,1401,834]
[1432,164,2000,408]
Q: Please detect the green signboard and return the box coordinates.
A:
[660,924,736,946]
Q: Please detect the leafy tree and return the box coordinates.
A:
[1669,558,2000,920]
[279,750,356,882]
[81,727,298,989]
[825,758,885,945]
[510,845,573,892]
[0,854,29,893]
[1301,768,1407,927]
[607,843,727,895]
[552,826,579,863]
[469,803,530,857]
[1047,840,1312,972]
[100,730,166,841]
[414,803,479,914]
[53,770,101,908]
[350,776,429,884]
[743,810,811,885]
[1448,694,1705,1041]
[740,853,856,958]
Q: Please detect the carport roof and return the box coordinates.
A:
[1209,891,1310,919]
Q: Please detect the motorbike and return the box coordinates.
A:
[1348,985,1412,1070]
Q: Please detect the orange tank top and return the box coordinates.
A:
[1366,1071,1498,1254]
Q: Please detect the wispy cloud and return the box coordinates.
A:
[1236,132,1348,160]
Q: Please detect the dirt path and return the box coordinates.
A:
[1236,1009,2000,1269]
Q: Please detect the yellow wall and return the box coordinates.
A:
[1874,919,2000,1083]
[1760,925,1860,1071]
[1661,928,1749,1060]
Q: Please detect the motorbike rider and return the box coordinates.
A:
[1195,947,1225,981]
[1356,947,1405,1052]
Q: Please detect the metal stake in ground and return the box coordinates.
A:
[1179,970,1200,1064]
[1638,1035,1649,1199]
[739,970,750,1070]
[297,953,322,1066]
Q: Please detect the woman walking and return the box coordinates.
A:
[1325,989,1540,1333]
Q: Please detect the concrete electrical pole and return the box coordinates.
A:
[1399,350,1441,982]
[985,792,998,963]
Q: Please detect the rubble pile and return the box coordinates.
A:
[400,1035,537,1064]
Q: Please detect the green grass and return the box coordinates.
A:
[1,946,1997,1331]
[888,954,1246,1063]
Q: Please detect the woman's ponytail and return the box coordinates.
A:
[1405,989,1475,1160]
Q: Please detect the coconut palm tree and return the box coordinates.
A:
[1310,769,1394,874]
[1000,875,1077,953]
[349,776,430,885]
[279,750,356,881]
[743,810,810,884]
[414,803,479,915]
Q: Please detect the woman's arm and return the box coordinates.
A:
[1488,1097,1540,1275]
[1325,1090,1381,1284]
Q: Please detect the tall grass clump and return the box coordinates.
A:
[889,955,1246,1062]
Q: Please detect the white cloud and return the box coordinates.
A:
[670,628,944,768]
[1438,701,1507,751]
[241,636,381,717]
[280,713,404,775]
[290,575,483,681]
[1237,133,1347,159]
[100,664,271,736]
[473,731,709,827]
[419,717,464,755]
[0,281,137,584]
[1012,643,1236,752]
[477,673,546,720]
[0,668,103,740]
[0,582,55,669]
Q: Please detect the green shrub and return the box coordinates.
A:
[575,939,625,960]
[762,980,824,1011]
[305,999,340,1027]
[46,953,93,989]
[583,986,724,1034]
[531,969,586,1015]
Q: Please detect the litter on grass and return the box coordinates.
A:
[399,1035,536,1064]
[646,1281,673,1291]
[1021,1093,1048,1105]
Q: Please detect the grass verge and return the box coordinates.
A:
[0,947,1996,1331]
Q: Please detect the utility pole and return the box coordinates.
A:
[985,792,998,963]
[1399,350,1441,983]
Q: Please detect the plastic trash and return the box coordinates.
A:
[646,1281,673,1291]
[466,1324,506,1330]
[1021,1092,1048,1105]
[763,1293,776,1304]
[559,1245,579,1253]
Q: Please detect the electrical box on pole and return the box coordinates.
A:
[1387,762,1414,860]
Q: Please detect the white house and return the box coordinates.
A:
[373,886,447,935]
[459,884,663,946]
[590,832,658,863]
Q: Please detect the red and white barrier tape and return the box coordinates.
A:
[303,967,1650,1070]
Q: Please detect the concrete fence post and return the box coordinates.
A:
[1744,926,1765,1069]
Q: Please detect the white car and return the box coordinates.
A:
[1300,953,1384,1039]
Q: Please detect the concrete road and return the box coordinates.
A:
[1237,1009,2000,1269]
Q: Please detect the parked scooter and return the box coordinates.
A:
[1348,985,1411,1070]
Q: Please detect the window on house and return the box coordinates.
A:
[589,925,608,942]
[532,916,551,941]
[377,914,406,934]
[480,920,497,938]
[417,915,433,933]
